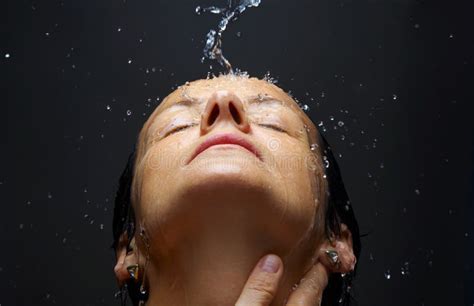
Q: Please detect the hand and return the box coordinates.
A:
[235,253,330,306]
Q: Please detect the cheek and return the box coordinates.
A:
[143,142,186,173]
[136,140,189,214]
[262,141,320,223]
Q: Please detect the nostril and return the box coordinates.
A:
[229,102,242,125]
[208,104,220,126]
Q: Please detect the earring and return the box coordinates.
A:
[325,249,341,268]
[127,264,140,282]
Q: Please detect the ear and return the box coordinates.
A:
[113,232,139,287]
[317,223,356,274]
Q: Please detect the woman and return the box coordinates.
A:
[112,74,361,305]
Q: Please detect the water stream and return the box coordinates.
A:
[196,0,262,72]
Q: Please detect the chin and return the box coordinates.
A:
[178,155,273,198]
[140,154,315,253]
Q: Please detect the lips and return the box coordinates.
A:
[188,133,262,163]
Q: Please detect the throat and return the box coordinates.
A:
[147,222,279,306]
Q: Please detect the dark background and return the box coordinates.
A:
[2,0,473,305]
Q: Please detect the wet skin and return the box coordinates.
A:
[114,75,355,306]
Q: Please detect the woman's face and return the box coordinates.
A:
[133,75,326,252]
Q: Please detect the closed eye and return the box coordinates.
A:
[164,123,198,137]
[257,123,287,133]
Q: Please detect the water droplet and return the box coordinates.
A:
[310,143,318,151]
[291,283,299,291]
[195,6,202,15]
[400,262,410,276]
[384,270,391,280]
[5,53,10,59]
[117,27,122,32]
[45,32,50,36]
[106,105,111,111]
[329,116,334,121]
[19,224,24,230]
[449,33,454,39]
[304,124,310,133]
[301,104,309,111]
[392,94,398,100]
[414,23,420,29]
[263,71,277,84]
[415,189,420,195]
[340,134,345,141]
[127,59,132,64]
[47,192,52,199]
[380,163,384,169]
[126,109,132,116]
[337,121,344,127]
[236,31,242,38]
[100,224,104,230]
[323,156,330,168]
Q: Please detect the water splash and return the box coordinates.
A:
[196,0,262,72]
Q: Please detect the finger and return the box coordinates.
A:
[235,254,284,306]
[285,262,329,306]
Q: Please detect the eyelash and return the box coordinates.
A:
[163,122,286,138]
[165,123,198,137]
[257,123,287,133]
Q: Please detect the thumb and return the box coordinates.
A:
[235,254,284,306]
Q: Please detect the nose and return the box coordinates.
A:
[200,90,250,134]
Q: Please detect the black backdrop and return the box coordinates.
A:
[2,0,473,305]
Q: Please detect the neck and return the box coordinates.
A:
[137,188,320,306]
[143,217,318,306]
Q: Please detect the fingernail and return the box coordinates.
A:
[259,254,280,273]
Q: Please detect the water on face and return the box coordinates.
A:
[196,0,262,72]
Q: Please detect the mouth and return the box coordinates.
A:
[188,133,262,163]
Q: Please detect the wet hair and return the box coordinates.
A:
[112,131,361,306]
